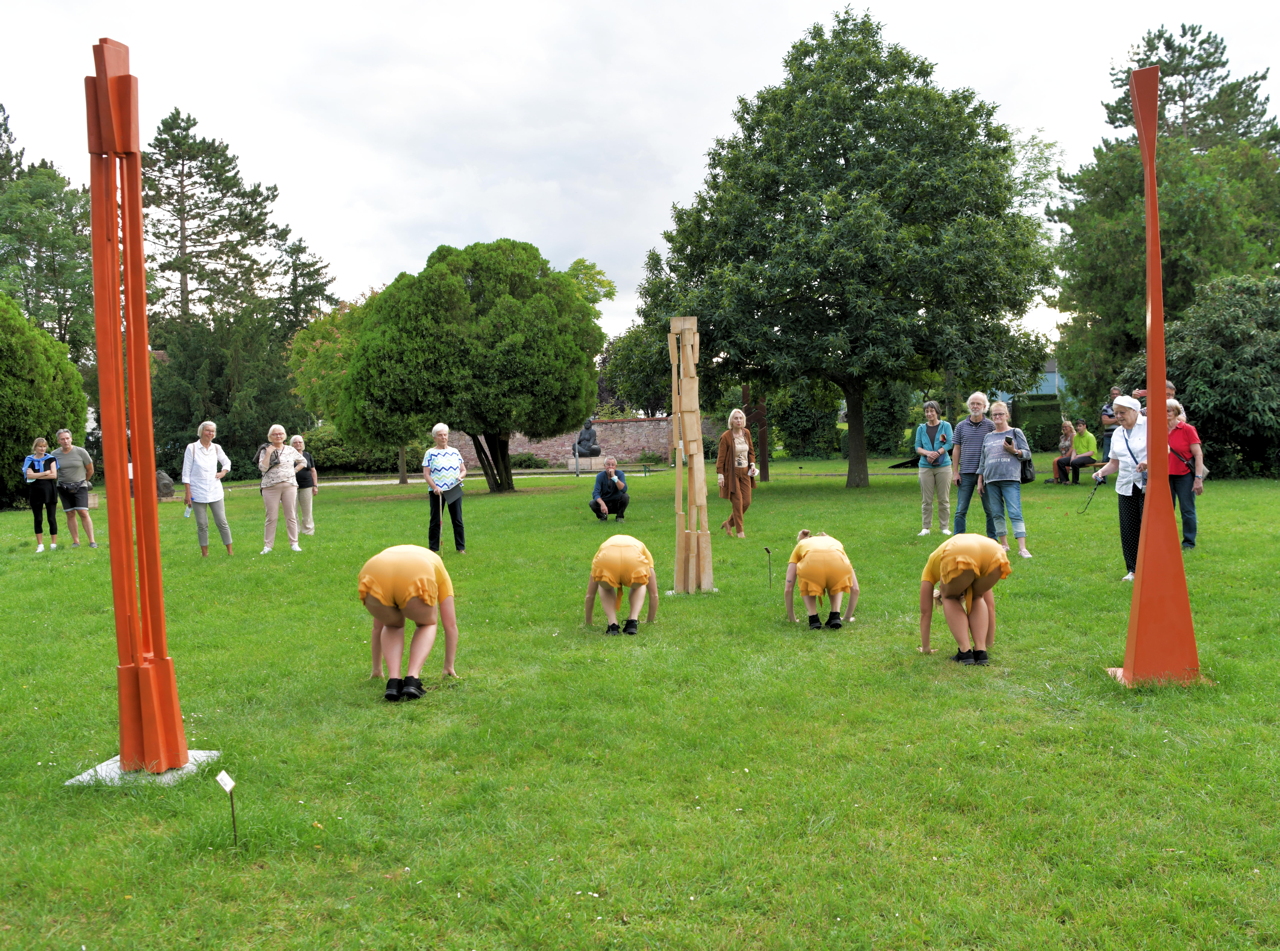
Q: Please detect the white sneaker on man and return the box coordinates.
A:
[1122,571,1134,582]
[917,529,931,536]
[941,529,952,536]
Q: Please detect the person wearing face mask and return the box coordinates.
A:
[1091,395,1147,581]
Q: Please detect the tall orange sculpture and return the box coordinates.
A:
[85,39,189,770]
[668,316,714,592]
[1107,65,1201,685]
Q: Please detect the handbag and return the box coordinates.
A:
[1015,429,1035,484]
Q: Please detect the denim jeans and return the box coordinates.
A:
[953,472,996,538]
[984,480,1026,539]
[1169,473,1197,547]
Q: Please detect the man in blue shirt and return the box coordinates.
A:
[590,457,629,522]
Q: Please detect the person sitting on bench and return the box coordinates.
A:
[589,457,628,521]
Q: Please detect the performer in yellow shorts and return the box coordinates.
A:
[784,530,859,630]
[584,534,659,635]
[357,544,459,701]
[918,533,1011,666]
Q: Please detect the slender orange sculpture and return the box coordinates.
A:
[668,316,714,592]
[1107,65,1201,685]
[86,39,189,770]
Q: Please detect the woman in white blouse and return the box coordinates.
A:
[1091,395,1147,581]
[181,421,233,557]
[255,423,307,554]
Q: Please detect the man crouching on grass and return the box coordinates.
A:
[589,457,629,522]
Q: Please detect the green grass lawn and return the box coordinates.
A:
[1,457,1277,949]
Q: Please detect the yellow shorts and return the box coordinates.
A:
[590,535,654,588]
[357,545,454,609]
[921,534,1011,587]
[795,550,854,597]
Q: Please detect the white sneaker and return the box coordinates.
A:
[917,529,931,536]
[941,529,952,535]
[35,544,44,553]
[49,543,56,549]
[290,543,302,552]
[1122,571,1134,582]
[1019,549,1033,558]
[260,547,272,555]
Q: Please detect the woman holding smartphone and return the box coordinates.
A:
[976,401,1033,559]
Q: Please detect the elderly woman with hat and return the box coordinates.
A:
[1091,395,1147,581]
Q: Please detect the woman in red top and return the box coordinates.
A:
[1167,399,1206,550]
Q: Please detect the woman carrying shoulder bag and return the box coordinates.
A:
[976,401,1033,559]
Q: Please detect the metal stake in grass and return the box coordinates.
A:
[763,548,772,588]
[216,770,238,848]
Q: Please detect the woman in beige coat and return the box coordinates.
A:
[715,408,757,538]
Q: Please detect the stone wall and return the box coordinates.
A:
[449,416,731,469]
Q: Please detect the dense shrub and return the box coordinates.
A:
[509,452,550,469]
[773,378,841,458]
[860,382,913,456]
[299,425,425,475]
[0,293,87,509]
[1011,393,1064,452]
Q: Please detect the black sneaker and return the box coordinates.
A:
[400,675,425,700]
[623,619,638,635]
[972,650,989,666]
[951,650,975,665]
[384,678,404,702]
[597,515,608,522]
[605,623,621,635]
[825,612,842,630]
[808,614,822,630]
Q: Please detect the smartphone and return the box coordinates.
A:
[1004,436,1013,445]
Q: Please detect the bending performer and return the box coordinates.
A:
[584,534,659,635]
[918,534,1011,666]
[785,530,860,629]
[358,544,460,702]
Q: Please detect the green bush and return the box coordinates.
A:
[773,378,841,458]
[638,449,667,465]
[0,293,87,509]
[1011,394,1064,452]
[301,425,424,474]
[510,451,550,470]
[861,382,913,455]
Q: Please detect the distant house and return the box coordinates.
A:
[997,359,1062,403]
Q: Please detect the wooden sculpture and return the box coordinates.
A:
[1107,65,1201,685]
[669,316,714,592]
[86,38,189,770]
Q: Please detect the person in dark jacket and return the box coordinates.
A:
[589,457,628,521]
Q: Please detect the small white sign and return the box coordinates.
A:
[216,770,235,794]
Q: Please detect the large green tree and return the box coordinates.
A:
[1053,25,1280,411]
[0,292,86,508]
[0,104,22,183]
[337,240,606,493]
[600,318,671,418]
[0,164,94,362]
[641,11,1053,487]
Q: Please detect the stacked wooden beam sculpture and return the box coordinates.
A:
[668,317,714,592]
[86,38,189,771]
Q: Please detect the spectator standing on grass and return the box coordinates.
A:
[716,408,757,538]
[423,423,467,553]
[1166,399,1206,551]
[181,421,233,558]
[52,428,97,548]
[785,530,859,630]
[1100,386,1122,466]
[976,401,1033,559]
[951,392,996,539]
[1091,395,1147,581]
[590,456,629,522]
[290,435,319,536]
[1048,420,1075,484]
[914,400,953,536]
[1054,420,1098,485]
[254,424,306,554]
[23,437,59,552]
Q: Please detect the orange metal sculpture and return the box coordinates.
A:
[86,39,189,770]
[1107,65,1201,686]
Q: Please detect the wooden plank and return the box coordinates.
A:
[696,529,714,590]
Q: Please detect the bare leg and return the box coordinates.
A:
[938,568,978,651]
[370,620,385,678]
[80,511,96,544]
[968,595,990,651]
[626,583,646,621]
[380,624,406,680]
[201,545,209,557]
[802,593,819,616]
[599,586,619,625]
[830,592,844,615]
[66,511,80,545]
[437,597,459,677]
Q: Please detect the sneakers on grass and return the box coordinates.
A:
[951,649,975,665]
[290,543,302,552]
[917,528,931,536]
[1122,571,1134,582]
[623,619,638,635]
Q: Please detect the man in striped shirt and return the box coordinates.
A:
[950,392,997,539]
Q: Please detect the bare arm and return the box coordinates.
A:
[785,564,799,622]
[844,570,860,622]
[918,580,936,653]
[646,575,659,622]
[584,579,599,624]
[1094,458,1119,480]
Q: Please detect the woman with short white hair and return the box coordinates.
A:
[181,421,233,557]
[254,423,306,554]
[422,423,467,553]
[1091,395,1147,580]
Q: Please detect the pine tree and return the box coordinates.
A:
[272,236,337,343]
[1102,24,1280,152]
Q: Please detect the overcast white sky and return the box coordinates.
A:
[3,1,1277,340]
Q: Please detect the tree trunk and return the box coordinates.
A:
[397,446,408,485]
[840,382,870,488]
[469,434,499,492]
[482,433,516,493]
